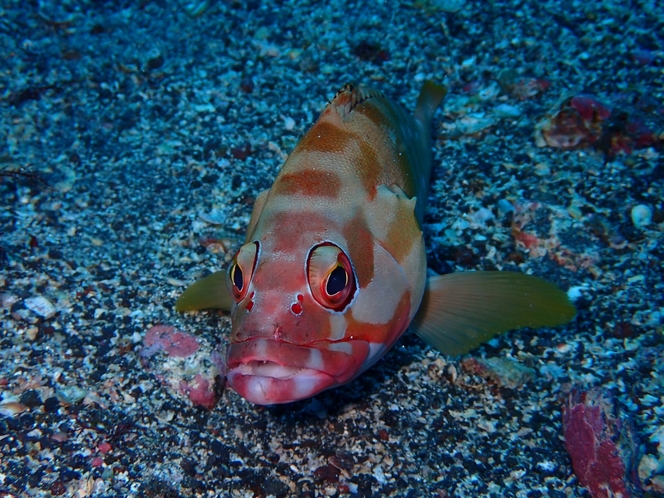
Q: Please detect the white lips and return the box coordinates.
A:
[226,366,332,404]
[234,361,305,380]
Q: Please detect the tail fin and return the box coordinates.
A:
[414,80,447,127]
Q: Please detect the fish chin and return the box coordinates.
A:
[226,338,371,404]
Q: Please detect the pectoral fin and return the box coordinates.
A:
[413,271,576,356]
[175,271,233,312]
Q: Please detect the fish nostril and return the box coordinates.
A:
[291,302,303,315]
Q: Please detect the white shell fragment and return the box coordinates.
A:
[56,386,88,405]
[281,114,296,131]
[198,209,227,225]
[23,296,56,319]
[0,402,28,417]
[494,103,522,118]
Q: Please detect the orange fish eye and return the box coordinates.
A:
[307,243,356,311]
[227,241,259,302]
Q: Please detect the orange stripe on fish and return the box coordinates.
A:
[296,121,355,154]
[271,170,342,198]
[342,211,374,289]
[176,81,576,405]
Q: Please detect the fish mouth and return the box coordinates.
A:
[226,338,370,405]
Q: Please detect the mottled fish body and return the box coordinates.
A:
[177,82,575,405]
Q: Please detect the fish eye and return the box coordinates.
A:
[231,264,244,291]
[307,243,356,311]
[326,266,348,296]
[227,241,259,302]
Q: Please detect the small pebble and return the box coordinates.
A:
[281,115,296,131]
[472,207,494,223]
[632,48,656,66]
[51,432,68,443]
[144,48,164,71]
[463,357,535,389]
[179,0,217,17]
[631,204,652,227]
[567,285,586,301]
[56,386,88,405]
[0,292,19,309]
[43,396,61,413]
[494,103,522,118]
[198,209,227,225]
[497,199,515,215]
[0,402,28,417]
[19,390,43,409]
[23,296,56,319]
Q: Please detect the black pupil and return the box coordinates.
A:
[326,266,347,296]
[233,265,244,290]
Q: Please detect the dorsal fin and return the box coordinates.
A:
[327,83,383,119]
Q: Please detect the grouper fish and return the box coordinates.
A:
[176,81,576,405]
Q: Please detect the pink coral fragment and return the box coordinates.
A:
[180,374,218,410]
[570,95,611,121]
[143,325,199,358]
[512,228,540,250]
[563,388,638,498]
[511,77,551,100]
[98,442,112,454]
[537,93,659,155]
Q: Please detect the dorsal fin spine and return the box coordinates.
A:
[327,83,383,118]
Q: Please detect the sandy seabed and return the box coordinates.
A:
[1,1,663,496]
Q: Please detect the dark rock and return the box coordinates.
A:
[43,397,61,412]
[19,390,43,409]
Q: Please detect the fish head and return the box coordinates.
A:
[225,213,413,404]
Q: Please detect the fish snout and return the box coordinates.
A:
[230,292,332,345]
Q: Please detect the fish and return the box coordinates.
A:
[176,81,576,405]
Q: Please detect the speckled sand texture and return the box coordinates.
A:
[1,1,663,497]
